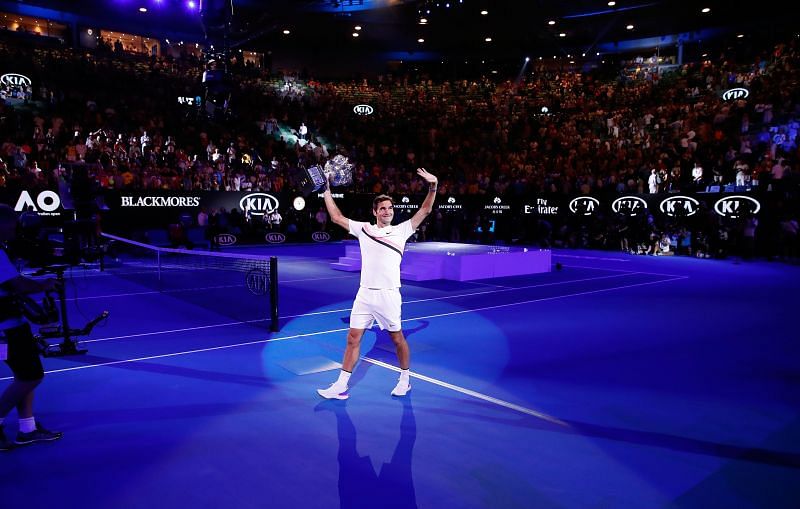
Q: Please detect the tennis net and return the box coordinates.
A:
[101,233,279,331]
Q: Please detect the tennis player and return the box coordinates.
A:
[317,168,438,399]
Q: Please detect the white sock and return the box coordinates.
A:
[335,370,352,387]
[19,416,36,433]
[399,369,410,384]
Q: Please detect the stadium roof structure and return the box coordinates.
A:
[2,0,792,62]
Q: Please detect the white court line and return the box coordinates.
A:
[553,254,630,262]
[561,265,686,278]
[361,356,567,426]
[3,276,685,422]
[81,271,646,343]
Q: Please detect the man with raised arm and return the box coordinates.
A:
[317,168,438,399]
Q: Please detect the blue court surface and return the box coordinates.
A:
[2,243,799,509]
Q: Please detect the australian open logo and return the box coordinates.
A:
[265,232,286,244]
[722,88,749,101]
[713,195,760,218]
[15,190,61,214]
[659,196,700,217]
[214,234,237,246]
[312,231,331,242]
[245,268,269,296]
[240,193,279,217]
[569,196,599,216]
[353,104,374,115]
[612,196,648,216]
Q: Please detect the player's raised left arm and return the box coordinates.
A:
[411,168,438,230]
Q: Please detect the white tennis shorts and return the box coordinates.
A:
[350,287,402,332]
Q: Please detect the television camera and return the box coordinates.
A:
[20,264,109,357]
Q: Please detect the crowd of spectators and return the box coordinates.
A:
[0,31,798,260]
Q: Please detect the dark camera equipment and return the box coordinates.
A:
[15,291,59,324]
[30,264,109,357]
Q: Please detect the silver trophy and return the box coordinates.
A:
[323,155,354,187]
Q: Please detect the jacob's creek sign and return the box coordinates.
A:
[121,196,201,207]
[484,196,511,214]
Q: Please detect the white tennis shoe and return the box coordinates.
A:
[317,383,349,400]
[391,379,411,397]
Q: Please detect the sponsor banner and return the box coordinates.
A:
[611,195,649,216]
[120,196,202,207]
[569,196,600,216]
[722,88,749,101]
[265,232,286,244]
[353,104,374,115]
[437,196,464,212]
[394,196,419,211]
[311,231,331,242]
[713,195,760,218]
[484,196,512,215]
[523,197,561,216]
[215,234,237,246]
[659,195,700,217]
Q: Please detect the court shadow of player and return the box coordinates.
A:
[315,396,418,509]
[337,319,430,390]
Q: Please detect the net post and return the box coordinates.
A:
[269,256,279,331]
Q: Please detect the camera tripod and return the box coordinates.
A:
[32,264,109,357]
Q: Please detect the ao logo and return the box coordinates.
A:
[353,104,374,115]
[265,232,286,243]
[493,197,502,204]
[659,196,700,217]
[0,73,32,88]
[239,193,279,216]
[714,195,760,218]
[312,231,331,242]
[722,88,749,101]
[569,196,599,216]
[214,234,237,246]
[15,190,61,212]
[612,196,648,216]
[447,197,456,204]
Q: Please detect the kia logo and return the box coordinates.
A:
[713,195,760,218]
[214,234,237,246]
[265,232,286,243]
[240,193,279,216]
[612,196,648,216]
[569,196,599,216]
[312,231,331,242]
[659,196,700,217]
[722,88,749,101]
[0,73,32,88]
[353,104,374,115]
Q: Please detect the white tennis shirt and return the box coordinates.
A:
[349,219,415,289]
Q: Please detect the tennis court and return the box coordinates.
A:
[2,241,799,509]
